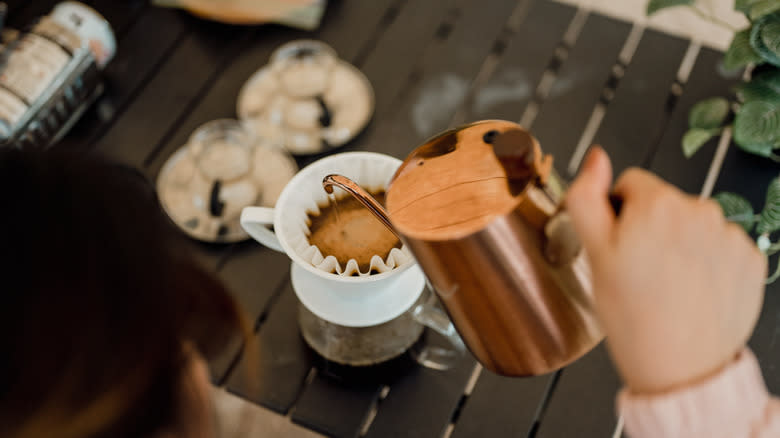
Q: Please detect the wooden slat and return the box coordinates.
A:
[145,0,398,177]
[138,23,305,382]
[291,0,472,170]
[213,1,418,429]
[536,344,622,437]
[358,4,575,436]
[290,1,569,435]
[467,0,576,122]
[649,47,737,193]
[712,147,780,394]
[9,2,164,154]
[56,7,190,153]
[714,149,780,224]
[594,29,689,174]
[364,358,476,438]
[226,282,315,413]
[283,0,525,433]
[291,373,382,438]
[184,239,226,272]
[367,0,523,158]
[187,241,238,382]
[502,10,626,436]
[92,20,252,168]
[312,0,468,166]
[452,371,553,438]
[209,333,243,385]
[358,0,464,119]
[83,19,252,297]
[295,0,539,436]
[46,3,236,379]
[88,0,148,37]
[216,1,483,434]
[216,242,292,327]
[532,13,631,175]
[143,23,300,179]
[536,29,689,438]
[314,0,400,64]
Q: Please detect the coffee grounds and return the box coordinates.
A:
[307,190,400,273]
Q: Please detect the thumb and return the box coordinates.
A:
[566,146,615,258]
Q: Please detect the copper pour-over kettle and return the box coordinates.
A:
[324,120,604,377]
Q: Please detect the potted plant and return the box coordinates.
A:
[648,0,780,281]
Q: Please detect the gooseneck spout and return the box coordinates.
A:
[322,174,401,240]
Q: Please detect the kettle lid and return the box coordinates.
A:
[385,120,555,240]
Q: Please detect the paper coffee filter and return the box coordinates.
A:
[276,153,413,277]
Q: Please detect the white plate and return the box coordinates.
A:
[290,261,426,327]
[157,143,298,243]
[237,59,375,155]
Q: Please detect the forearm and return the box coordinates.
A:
[619,349,780,438]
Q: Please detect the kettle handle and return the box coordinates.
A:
[544,193,623,266]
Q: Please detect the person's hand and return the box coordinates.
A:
[566,147,767,394]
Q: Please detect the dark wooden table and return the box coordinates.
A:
[17,0,780,436]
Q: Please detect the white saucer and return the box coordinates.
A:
[237,57,374,155]
[157,143,298,243]
[290,261,426,327]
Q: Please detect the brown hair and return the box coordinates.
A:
[0,147,248,438]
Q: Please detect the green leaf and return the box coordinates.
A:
[758,176,780,233]
[762,20,780,55]
[751,0,780,19]
[736,138,776,156]
[751,14,780,67]
[735,68,780,102]
[734,100,780,156]
[689,98,730,129]
[682,128,719,157]
[714,192,755,232]
[737,0,762,13]
[647,0,693,15]
[723,28,764,72]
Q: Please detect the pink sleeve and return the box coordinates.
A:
[617,349,780,438]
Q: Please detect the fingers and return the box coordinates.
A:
[613,167,675,206]
[567,146,615,258]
